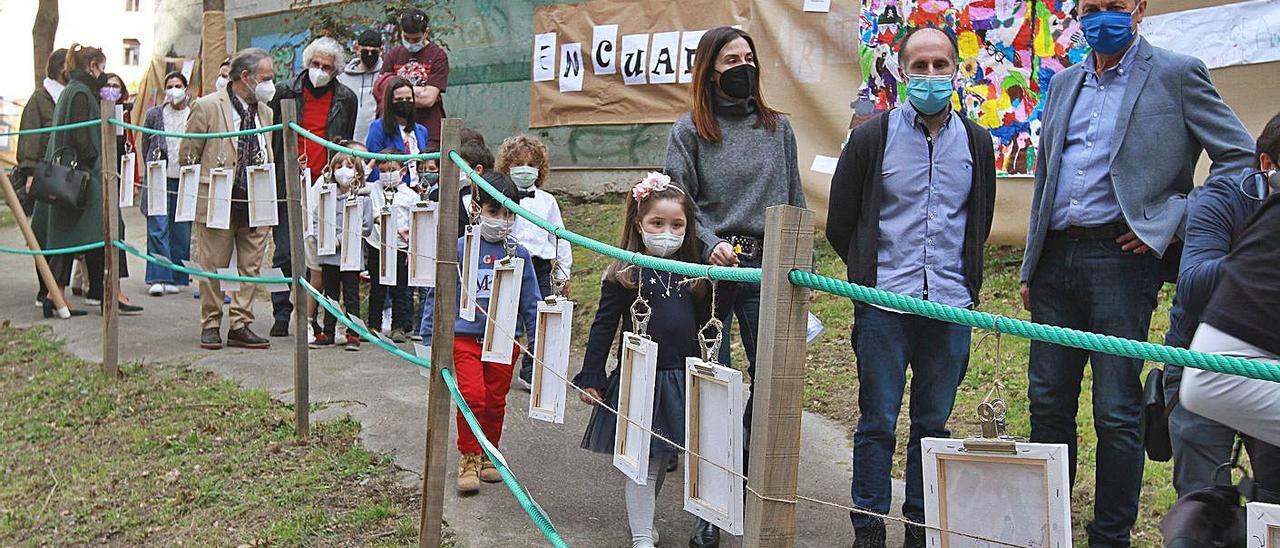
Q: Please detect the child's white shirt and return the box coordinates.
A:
[511,187,573,274]
[366,183,419,249]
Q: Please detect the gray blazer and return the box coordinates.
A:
[1021,37,1255,283]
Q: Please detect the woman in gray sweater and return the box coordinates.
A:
[663,25,806,548]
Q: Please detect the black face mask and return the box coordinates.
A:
[717,64,757,100]
[391,101,414,119]
[360,51,380,68]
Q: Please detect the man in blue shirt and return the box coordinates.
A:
[827,27,996,548]
[1019,0,1254,543]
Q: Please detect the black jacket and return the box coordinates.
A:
[825,110,997,305]
[269,71,358,191]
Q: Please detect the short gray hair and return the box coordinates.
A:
[229,47,270,81]
[303,37,347,69]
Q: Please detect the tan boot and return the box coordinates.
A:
[479,455,502,483]
[456,453,482,494]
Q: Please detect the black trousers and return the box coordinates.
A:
[319,265,360,338]
[365,243,412,332]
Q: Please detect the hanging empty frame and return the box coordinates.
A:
[316,184,337,255]
[339,198,363,272]
[378,209,398,286]
[459,225,480,322]
[246,163,278,227]
[480,256,525,363]
[145,160,167,217]
[614,332,659,485]
[1249,502,1280,547]
[205,167,233,230]
[922,438,1072,548]
[175,164,200,223]
[118,152,136,207]
[408,201,438,287]
[301,168,315,237]
[528,298,574,424]
[684,358,745,535]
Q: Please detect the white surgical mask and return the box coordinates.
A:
[404,40,425,53]
[253,79,276,103]
[165,87,187,105]
[509,166,539,189]
[334,166,356,185]
[308,67,332,88]
[215,76,229,91]
[479,216,514,243]
[642,230,684,258]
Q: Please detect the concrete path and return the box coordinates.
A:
[0,208,905,547]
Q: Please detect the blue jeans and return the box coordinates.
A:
[271,200,293,324]
[142,177,191,286]
[715,254,762,431]
[1028,234,1163,546]
[1164,364,1237,496]
[849,305,971,528]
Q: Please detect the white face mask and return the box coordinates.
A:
[509,166,539,189]
[165,87,187,105]
[404,40,425,53]
[308,67,332,88]
[479,216,514,243]
[215,76,229,91]
[334,166,356,185]
[253,79,276,103]
[642,230,684,258]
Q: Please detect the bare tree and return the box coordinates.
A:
[32,0,58,86]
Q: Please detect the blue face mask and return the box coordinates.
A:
[1080,6,1138,55]
[905,74,955,116]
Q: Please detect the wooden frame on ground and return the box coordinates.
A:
[316,183,337,255]
[408,201,438,287]
[175,164,199,223]
[529,297,574,424]
[614,332,658,484]
[684,357,745,535]
[206,167,233,230]
[246,163,278,227]
[922,437,1072,548]
[1248,502,1280,547]
[480,256,525,363]
[145,160,167,217]
[459,225,480,322]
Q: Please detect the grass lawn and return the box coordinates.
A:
[0,323,438,547]
[561,198,1175,546]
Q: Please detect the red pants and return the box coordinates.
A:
[453,336,519,455]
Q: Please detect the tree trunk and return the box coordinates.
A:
[31,0,58,87]
[202,0,224,9]
[201,0,227,94]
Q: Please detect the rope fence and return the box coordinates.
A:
[0,119,99,136]
[289,123,442,163]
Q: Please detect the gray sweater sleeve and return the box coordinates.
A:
[783,119,807,208]
[664,115,726,259]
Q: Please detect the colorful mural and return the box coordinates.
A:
[857,0,1089,175]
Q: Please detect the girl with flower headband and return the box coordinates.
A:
[574,172,724,548]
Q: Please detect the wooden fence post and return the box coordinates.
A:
[280,99,310,440]
[100,99,120,377]
[0,170,71,317]
[418,118,462,548]
[745,204,815,547]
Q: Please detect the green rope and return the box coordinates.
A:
[449,151,763,284]
[289,123,442,162]
[788,270,1280,383]
[297,278,430,368]
[0,241,105,255]
[0,119,99,136]
[110,118,283,139]
[114,241,292,284]
[440,368,568,547]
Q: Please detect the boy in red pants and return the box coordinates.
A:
[420,171,540,494]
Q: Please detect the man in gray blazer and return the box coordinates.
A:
[1018,0,1254,544]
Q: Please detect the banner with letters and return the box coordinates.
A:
[529,0,750,128]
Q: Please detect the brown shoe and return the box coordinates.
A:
[457,453,482,494]
[479,455,502,483]
[227,326,270,349]
[200,328,223,350]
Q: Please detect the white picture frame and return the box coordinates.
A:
[922,438,1073,548]
[480,256,525,363]
[339,197,363,272]
[408,201,437,287]
[1248,502,1280,547]
[301,167,315,237]
[118,152,136,208]
[528,298,574,424]
[316,183,337,255]
[246,163,278,227]
[459,225,480,322]
[683,357,745,535]
[378,209,398,286]
[145,160,167,217]
[175,164,200,223]
[205,167,233,230]
[614,332,659,485]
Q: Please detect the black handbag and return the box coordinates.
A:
[1141,367,1175,462]
[30,146,90,209]
[1161,438,1251,548]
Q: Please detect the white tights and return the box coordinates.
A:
[624,456,669,548]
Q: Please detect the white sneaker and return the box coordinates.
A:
[381,309,392,335]
[307,324,316,345]
[164,284,180,294]
[85,297,101,306]
[149,283,165,296]
[35,300,44,308]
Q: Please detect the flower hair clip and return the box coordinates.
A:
[632,171,683,201]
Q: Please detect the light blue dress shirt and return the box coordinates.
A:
[1049,43,1140,230]
[876,102,974,309]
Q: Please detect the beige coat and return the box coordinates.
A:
[178,88,275,224]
